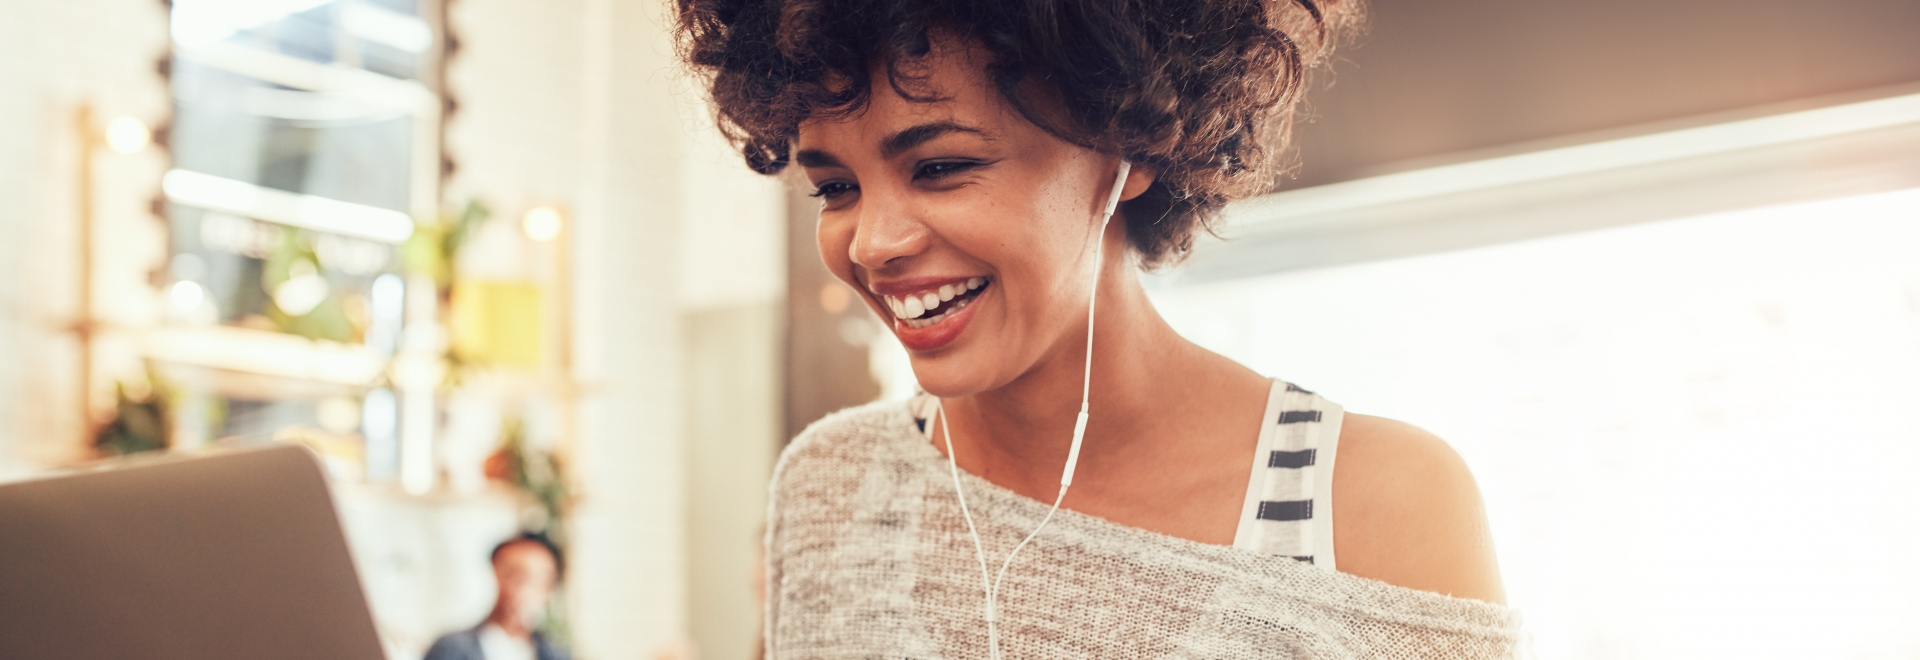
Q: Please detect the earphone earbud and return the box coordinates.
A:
[936,160,1131,660]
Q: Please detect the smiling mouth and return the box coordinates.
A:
[878,277,991,329]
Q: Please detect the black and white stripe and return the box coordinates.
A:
[1231,380,1344,569]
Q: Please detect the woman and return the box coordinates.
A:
[678,0,1523,657]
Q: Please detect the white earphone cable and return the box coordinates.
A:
[936,404,999,651]
[936,161,1131,660]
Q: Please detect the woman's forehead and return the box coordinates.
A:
[796,52,1018,154]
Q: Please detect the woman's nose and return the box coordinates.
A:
[847,187,931,271]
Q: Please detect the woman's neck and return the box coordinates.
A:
[940,262,1251,495]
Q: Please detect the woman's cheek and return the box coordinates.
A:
[815,211,858,282]
[939,191,1018,262]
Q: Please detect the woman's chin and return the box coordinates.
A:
[907,365,991,399]
[902,344,1005,399]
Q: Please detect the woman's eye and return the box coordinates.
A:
[809,181,856,199]
[915,161,980,180]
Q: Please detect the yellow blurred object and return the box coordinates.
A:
[450,280,544,369]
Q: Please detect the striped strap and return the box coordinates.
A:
[1232,380,1344,569]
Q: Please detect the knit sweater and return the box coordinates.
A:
[764,400,1528,659]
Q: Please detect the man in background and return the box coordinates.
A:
[424,532,571,660]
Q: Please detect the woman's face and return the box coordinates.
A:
[796,43,1145,397]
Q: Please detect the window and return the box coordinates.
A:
[1149,91,1920,658]
[160,0,440,462]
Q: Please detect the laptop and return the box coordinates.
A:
[0,444,386,659]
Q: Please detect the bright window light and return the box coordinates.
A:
[270,260,331,317]
[162,169,415,243]
[1152,187,1920,659]
[171,0,336,46]
[361,388,398,480]
[339,2,433,53]
[168,280,206,312]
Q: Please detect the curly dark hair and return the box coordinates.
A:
[675,0,1361,267]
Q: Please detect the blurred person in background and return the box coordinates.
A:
[424,533,570,660]
[676,0,1519,657]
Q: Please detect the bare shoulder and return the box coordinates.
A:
[1331,412,1506,604]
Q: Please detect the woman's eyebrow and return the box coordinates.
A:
[795,122,989,167]
[795,149,843,168]
[881,122,990,159]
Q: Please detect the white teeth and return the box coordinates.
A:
[879,278,991,322]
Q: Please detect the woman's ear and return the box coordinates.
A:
[1119,163,1157,202]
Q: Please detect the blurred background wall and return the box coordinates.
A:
[439,1,782,658]
[0,0,782,658]
[1,0,1916,659]
[0,0,173,473]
